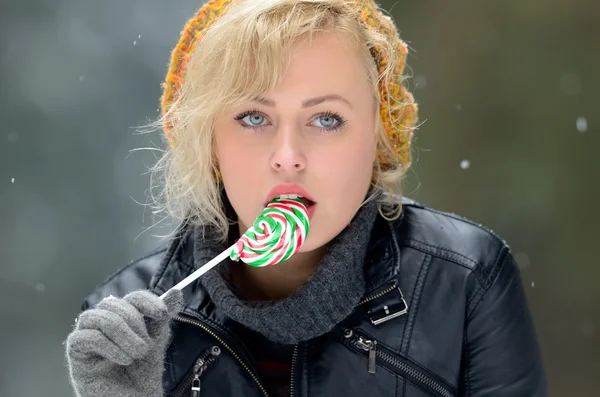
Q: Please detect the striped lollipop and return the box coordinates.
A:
[230,196,310,267]
[159,196,310,300]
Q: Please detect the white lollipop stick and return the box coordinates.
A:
[159,243,235,300]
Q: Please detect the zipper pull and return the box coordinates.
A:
[190,346,221,397]
[368,341,377,374]
[191,359,205,397]
[355,337,378,374]
[191,375,201,397]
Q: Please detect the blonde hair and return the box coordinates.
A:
[149,0,418,242]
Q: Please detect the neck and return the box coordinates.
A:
[231,235,328,301]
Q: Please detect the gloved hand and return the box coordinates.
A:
[65,289,184,397]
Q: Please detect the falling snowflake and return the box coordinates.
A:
[414,75,428,90]
[133,40,137,45]
[460,160,470,169]
[455,104,462,111]
[11,178,15,183]
[576,117,588,133]
[36,283,46,292]
[531,281,535,288]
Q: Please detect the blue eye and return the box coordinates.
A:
[311,112,346,133]
[313,115,339,129]
[243,113,267,126]
[234,110,269,129]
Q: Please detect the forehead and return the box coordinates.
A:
[213,31,374,115]
[275,33,371,95]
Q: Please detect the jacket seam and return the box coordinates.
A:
[402,239,478,268]
[462,332,471,397]
[388,220,402,282]
[465,246,509,320]
[399,239,489,287]
[461,246,509,396]
[400,254,432,355]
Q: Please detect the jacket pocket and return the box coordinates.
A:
[342,329,456,397]
[170,345,222,397]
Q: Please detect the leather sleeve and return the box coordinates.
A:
[459,249,548,396]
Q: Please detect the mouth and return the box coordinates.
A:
[276,194,317,221]
[264,184,317,220]
[277,194,315,210]
[264,184,316,207]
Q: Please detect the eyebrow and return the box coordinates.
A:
[253,94,353,109]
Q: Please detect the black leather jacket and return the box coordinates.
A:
[82,199,547,396]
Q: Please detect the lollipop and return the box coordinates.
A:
[160,196,310,299]
[231,196,309,267]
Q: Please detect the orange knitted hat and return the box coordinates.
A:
[161,0,417,170]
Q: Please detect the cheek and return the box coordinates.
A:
[216,129,254,176]
[322,133,375,181]
[215,131,265,225]
[217,143,257,195]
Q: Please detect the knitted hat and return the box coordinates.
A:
[161,0,417,170]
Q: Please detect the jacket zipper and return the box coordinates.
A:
[290,345,298,397]
[358,282,398,306]
[343,329,455,397]
[171,282,397,397]
[174,315,270,397]
[171,345,221,397]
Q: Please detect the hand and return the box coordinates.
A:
[65,289,184,397]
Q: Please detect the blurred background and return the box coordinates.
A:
[0,0,597,395]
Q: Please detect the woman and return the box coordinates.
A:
[65,0,547,396]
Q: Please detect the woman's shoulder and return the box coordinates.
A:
[394,196,512,279]
[79,245,169,311]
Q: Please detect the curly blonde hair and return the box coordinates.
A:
[150,0,418,243]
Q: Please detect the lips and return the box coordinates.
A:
[264,184,316,206]
[264,184,317,219]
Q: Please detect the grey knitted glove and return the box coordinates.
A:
[65,289,184,397]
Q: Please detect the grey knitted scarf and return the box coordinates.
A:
[195,199,379,344]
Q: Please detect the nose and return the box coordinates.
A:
[270,125,306,174]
